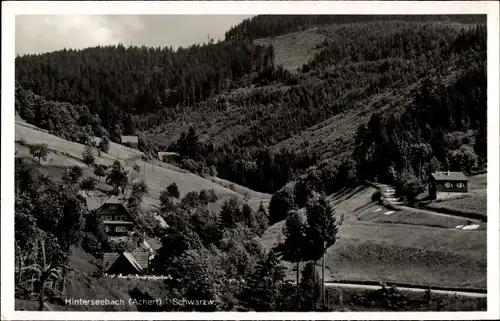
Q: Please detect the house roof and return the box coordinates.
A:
[103,253,120,270]
[158,152,179,158]
[131,249,150,269]
[85,195,125,211]
[94,196,138,225]
[152,213,168,229]
[77,190,88,198]
[85,197,107,211]
[145,238,162,251]
[106,195,125,204]
[122,252,145,272]
[121,136,138,144]
[431,171,469,181]
[103,250,150,273]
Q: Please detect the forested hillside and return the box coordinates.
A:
[14,14,488,312]
[15,16,487,195]
[15,40,275,140]
[224,14,485,40]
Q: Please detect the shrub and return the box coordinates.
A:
[82,145,95,165]
[167,183,180,199]
[448,145,478,174]
[80,177,97,192]
[269,183,297,224]
[93,164,107,179]
[97,136,110,154]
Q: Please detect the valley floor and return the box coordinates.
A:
[262,185,487,290]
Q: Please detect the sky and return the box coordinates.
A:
[15,15,254,55]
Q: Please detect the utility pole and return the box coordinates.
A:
[16,242,21,290]
[322,241,326,309]
[312,261,316,308]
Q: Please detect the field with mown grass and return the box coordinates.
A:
[424,173,487,217]
[16,121,141,165]
[15,121,271,212]
[323,223,486,289]
[428,195,487,216]
[468,173,487,193]
[357,204,486,230]
[262,186,487,290]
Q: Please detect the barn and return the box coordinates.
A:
[85,195,138,241]
[429,171,469,200]
[121,135,139,149]
[157,151,181,163]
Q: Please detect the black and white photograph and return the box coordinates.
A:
[2,1,499,319]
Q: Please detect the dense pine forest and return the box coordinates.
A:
[224,14,485,40]
[15,40,275,140]
[15,15,487,195]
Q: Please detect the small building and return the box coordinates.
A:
[141,237,163,258]
[92,136,102,147]
[429,171,469,200]
[152,213,168,229]
[121,135,139,149]
[157,151,181,163]
[92,196,138,237]
[84,196,108,211]
[103,249,150,275]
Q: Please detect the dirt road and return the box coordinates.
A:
[325,282,487,298]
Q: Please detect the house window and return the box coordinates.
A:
[457,182,464,188]
[104,215,113,221]
[116,226,127,233]
[444,182,452,188]
[104,226,110,232]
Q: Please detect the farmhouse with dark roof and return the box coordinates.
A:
[429,171,469,200]
[90,196,138,240]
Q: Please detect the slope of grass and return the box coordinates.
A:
[428,195,487,216]
[262,186,487,290]
[357,204,486,230]
[325,223,486,289]
[424,174,487,217]
[16,122,118,167]
[15,122,269,212]
[468,173,487,193]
